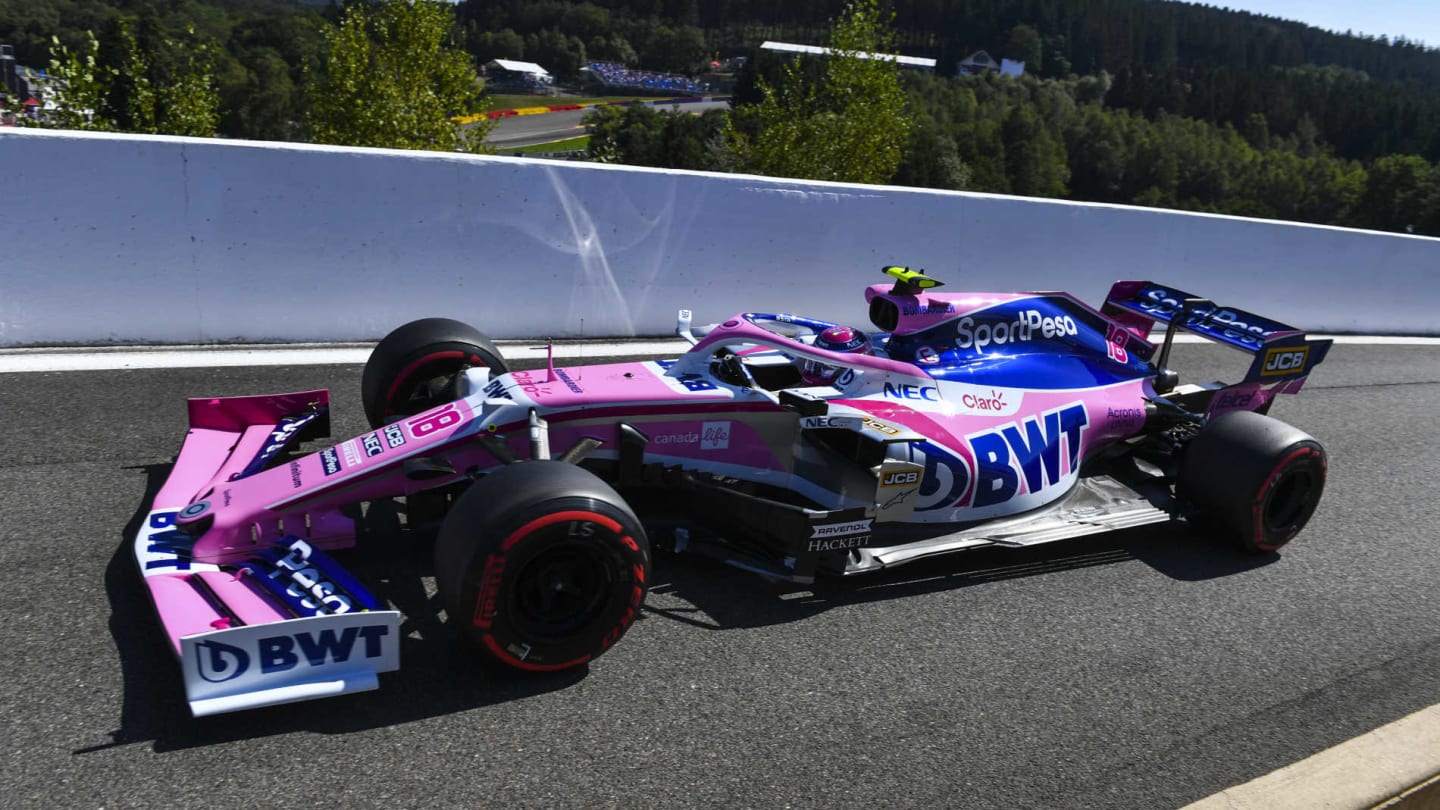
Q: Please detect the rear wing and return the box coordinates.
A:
[1103,281,1332,385]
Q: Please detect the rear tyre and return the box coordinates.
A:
[434,461,650,673]
[1178,410,1327,553]
[361,318,507,428]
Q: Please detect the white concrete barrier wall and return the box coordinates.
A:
[1,128,1436,346]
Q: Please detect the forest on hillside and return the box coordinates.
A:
[4,0,1440,234]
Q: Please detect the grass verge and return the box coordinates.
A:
[502,136,591,154]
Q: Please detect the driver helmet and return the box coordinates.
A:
[801,325,870,385]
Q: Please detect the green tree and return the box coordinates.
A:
[725,0,913,184]
[526,28,586,82]
[35,22,218,136]
[641,24,706,73]
[893,119,971,190]
[588,34,638,66]
[43,31,115,130]
[1002,105,1067,197]
[1064,104,1127,200]
[585,103,726,169]
[471,28,525,62]
[308,0,491,152]
[1004,24,1042,74]
[1355,154,1436,233]
[156,26,222,137]
[106,20,221,137]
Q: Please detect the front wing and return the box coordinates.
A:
[135,390,401,717]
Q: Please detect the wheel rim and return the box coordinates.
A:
[511,541,615,638]
[384,351,472,419]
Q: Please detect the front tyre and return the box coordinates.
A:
[361,318,507,429]
[434,462,650,673]
[1179,410,1327,553]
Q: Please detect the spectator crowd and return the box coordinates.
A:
[584,62,705,94]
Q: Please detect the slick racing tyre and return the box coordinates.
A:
[362,318,508,428]
[434,461,650,674]
[1179,410,1327,553]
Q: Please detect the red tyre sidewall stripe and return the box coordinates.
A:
[499,510,624,552]
[1250,446,1321,551]
[483,635,591,672]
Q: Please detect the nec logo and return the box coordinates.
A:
[1261,347,1309,376]
[881,470,920,487]
[883,382,939,401]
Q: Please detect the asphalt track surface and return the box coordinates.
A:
[4,341,1439,809]
[484,100,732,148]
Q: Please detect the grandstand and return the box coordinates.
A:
[484,59,554,94]
[582,62,706,95]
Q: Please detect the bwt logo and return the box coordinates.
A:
[143,511,196,571]
[905,401,1089,512]
[1262,347,1309,376]
[968,402,1088,507]
[193,625,391,682]
[195,639,250,683]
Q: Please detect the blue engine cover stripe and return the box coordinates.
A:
[925,353,1151,389]
[883,296,1155,389]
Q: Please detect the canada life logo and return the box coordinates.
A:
[700,421,730,450]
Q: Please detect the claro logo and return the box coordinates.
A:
[961,390,1006,412]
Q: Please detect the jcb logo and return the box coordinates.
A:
[881,471,920,487]
[1261,347,1309,376]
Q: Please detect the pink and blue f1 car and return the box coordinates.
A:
[134,267,1330,716]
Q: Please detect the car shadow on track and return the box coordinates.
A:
[92,470,590,753]
[94,466,1278,751]
[641,521,1280,632]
